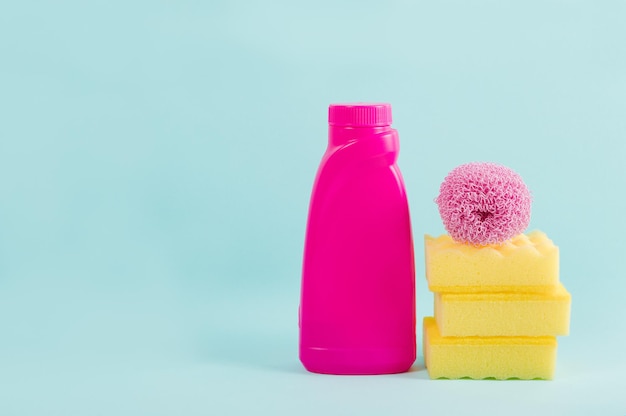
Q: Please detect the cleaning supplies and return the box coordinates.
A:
[299,103,416,375]
[423,162,571,380]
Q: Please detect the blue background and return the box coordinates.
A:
[1,0,625,414]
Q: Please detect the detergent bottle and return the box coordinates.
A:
[299,103,416,374]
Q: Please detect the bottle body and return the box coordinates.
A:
[299,104,416,375]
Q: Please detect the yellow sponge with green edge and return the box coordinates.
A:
[423,317,557,380]
[435,283,571,337]
[425,230,559,293]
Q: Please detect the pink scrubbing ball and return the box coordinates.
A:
[435,162,532,246]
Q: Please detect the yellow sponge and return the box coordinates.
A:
[434,283,571,337]
[423,317,557,380]
[425,230,559,293]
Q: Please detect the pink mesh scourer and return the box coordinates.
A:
[435,162,532,245]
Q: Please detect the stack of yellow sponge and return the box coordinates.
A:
[423,230,571,380]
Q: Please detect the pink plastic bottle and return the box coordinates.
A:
[299,103,416,375]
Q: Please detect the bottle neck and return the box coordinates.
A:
[328,125,393,147]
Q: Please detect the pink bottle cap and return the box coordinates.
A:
[328,103,392,127]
